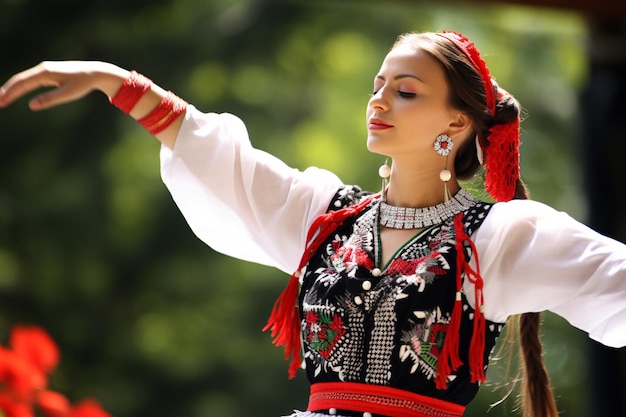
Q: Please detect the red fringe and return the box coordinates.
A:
[484,118,520,202]
[436,213,487,389]
[264,193,378,379]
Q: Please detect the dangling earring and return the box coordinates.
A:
[378,159,391,202]
[475,134,484,165]
[434,134,454,202]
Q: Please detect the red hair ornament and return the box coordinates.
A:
[436,31,521,203]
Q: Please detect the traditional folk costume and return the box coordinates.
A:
[158,105,626,417]
[112,31,626,417]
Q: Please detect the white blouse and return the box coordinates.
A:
[160,106,626,349]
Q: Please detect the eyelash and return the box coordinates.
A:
[371,90,416,98]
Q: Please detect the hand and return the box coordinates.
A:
[0,61,128,110]
[1,60,182,149]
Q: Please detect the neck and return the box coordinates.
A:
[384,159,460,208]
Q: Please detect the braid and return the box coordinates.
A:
[518,313,559,417]
[511,179,558,417]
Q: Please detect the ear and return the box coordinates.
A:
[447,111,473,142]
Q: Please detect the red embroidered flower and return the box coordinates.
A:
[330,315,343,333]
[331,240,374,270]
[317,326,328,342]
[305,312,347,360]
[305,311,319,326]
[428,323,447,357]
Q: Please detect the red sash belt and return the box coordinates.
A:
[307,382,465,417]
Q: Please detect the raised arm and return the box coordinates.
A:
[473,199,626,348]
[0,61,182,148]
[1,60,346,274]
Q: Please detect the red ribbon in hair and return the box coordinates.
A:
[484,118,521,202]
[436,31,520,202]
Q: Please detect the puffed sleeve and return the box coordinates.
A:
[471,199,626,348]
[159,106,344,274]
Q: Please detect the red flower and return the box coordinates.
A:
[0,392,33,417]
[0,325,113,417]
[10,326,60,375]
[0,346,46,401]
[37,390,71,417]
[69,399,113,417]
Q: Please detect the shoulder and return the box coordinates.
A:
[475,199,588,252]
[485,199,568,231]
[326,185,376,212]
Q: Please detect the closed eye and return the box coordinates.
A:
[398,91,416,98]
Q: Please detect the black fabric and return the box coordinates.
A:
[298,186,504,406]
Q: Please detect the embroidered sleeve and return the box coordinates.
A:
[472,199,626,348]
[160,106,344,274]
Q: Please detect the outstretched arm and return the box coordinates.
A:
[0,61,183,148]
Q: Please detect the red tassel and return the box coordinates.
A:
[435,214,467,389]
[264,193,378,379]
[469,301,486,383]
[435,296,463,389]
[454,214,487,385]
[436,213,487,389]
[468,264,486,384]
[263,273,302,379]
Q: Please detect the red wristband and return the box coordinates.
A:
[110,70,152,114]
[137,91,187,135]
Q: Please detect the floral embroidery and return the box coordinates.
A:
[305,310,347,359]
[387,255,446,291]
[399,310,449,379]
[327,223,375,275]
[331,240,374,272]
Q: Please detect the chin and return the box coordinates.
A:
[366,137,389,156]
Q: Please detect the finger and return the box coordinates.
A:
[28,83,90,111]
[0,63,62,108]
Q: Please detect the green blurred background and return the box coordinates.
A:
[0,0,624,416]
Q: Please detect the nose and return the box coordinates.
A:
[368,88,388,112]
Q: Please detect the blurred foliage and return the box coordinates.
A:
[0,0,612,416]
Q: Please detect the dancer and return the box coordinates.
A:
[1,31,624,417]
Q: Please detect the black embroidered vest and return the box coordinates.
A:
[298,186,505,406]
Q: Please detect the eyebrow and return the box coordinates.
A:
[375,74,426,83]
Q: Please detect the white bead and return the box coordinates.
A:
[362,280,372,291]
[378,164,391,178]
[329,408,337,415]
[371,268,382,277]
[354,296,363,305]
[364,413,373,417]
[439,169,452,182]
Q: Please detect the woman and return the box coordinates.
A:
[0,31,624,417]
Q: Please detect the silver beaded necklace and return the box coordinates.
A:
[378,188,475,229]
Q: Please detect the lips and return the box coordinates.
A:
[368,118,393,130]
